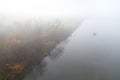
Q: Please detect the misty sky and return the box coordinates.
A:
[0,0,120,17]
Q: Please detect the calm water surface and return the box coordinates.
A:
[24,17,120,80]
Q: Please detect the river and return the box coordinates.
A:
[24,16,120,80]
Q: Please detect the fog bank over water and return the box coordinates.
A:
[0,0,120,17]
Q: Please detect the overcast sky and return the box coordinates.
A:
[0,0,120,17]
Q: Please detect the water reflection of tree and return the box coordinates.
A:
[49,40,67,61]
[23,60,47,80]
[23,40,66,80]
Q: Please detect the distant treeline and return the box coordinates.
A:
[0,17,81,80]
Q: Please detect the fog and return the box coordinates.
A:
[0,0,119,17]
[0,0,120,80]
